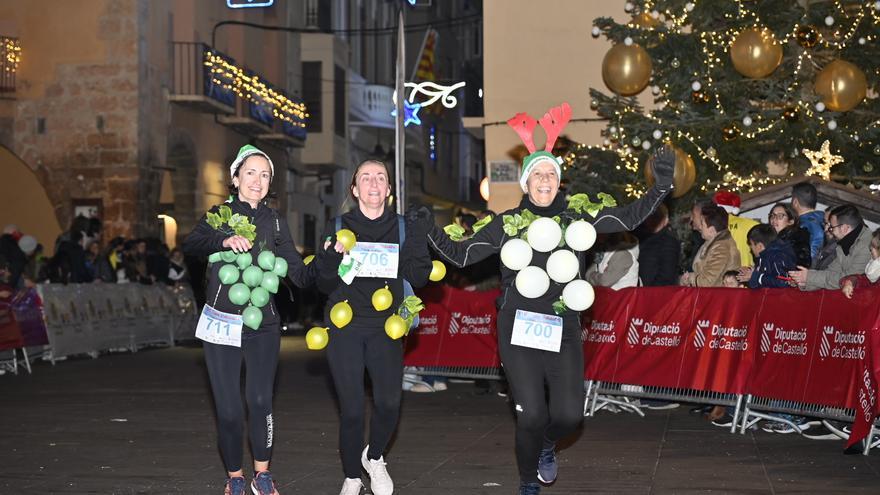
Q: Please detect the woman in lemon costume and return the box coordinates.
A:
[314,159,433,495]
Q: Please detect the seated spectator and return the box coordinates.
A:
[740,224,796,289]
[681,203,741,287]
[636,204,681,286]
[791,182,825,260]
[0,225,26,288]
[788,204,872,291]
[722,270,742,288]
[768,203,811,267]
[713,191,758,267]
[585,232,639,289]
[841,228,880,299]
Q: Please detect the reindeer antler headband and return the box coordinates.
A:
[507,103,572,193]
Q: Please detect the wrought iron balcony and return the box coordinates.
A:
[171,41,308,145]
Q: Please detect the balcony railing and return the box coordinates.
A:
[349,74,395,129]
[0,36,21,93]
[171,41,307,146]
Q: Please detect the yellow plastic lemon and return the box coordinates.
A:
[330,300,353,328]
[303,254,315,265]
[429,260,447,282]
[305,327,329,350]
[336,229,357,251]
[384,314,408,340]
[372,285,393,311]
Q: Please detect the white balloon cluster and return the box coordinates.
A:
[501,216,597,311]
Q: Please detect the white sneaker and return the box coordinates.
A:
[339,477,363,495]
[361,445,393,495]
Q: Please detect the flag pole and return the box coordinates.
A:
[394,10,406,215]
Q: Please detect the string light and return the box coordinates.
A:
[204,50,308,127]
[1,37,21,73]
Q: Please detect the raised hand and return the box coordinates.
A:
[649,145,676,190]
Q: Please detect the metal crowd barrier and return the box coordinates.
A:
[405,365,504,381]
[584,381,880,454]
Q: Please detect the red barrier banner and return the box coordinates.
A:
[404,286,501,368]
[0,285,25,351]
[403,284,880,446]
[12,288,49,347]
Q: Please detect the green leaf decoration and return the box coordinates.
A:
[552,299,568,315]
[206,212,223,230]
[597,192,617,208]
[567,192,615,218]
[519,210,538,229]
[502,215,519,236]
[444,224,466,242]
[228,213,246,228]
[398,295,425,321]
[552,216,561,224]
[234,223,257,242]
[218,205,233,223]
[472,215,493,234]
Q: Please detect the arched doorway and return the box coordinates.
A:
[0,145,62,254]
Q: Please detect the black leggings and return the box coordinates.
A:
[497,310,585,483]
[203,332,280,472]
[327,323,403,478]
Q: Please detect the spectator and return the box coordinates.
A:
[713,191,758,267]
[722,270,742,288]
[96,237,126,282]
[84,241,101,281]
[812,209,838,270]
[841,228,880,299]
[790,182,825,259]
[636,204,681,286]
[168,247,187,284]
[739,224,796,289]
[681,203,741,287]
[768,203,811,267]
[788,204,872,291]
[0,224,27,287]
[46,230,92,283]
[585,232,640,289]
[18,236,43,287]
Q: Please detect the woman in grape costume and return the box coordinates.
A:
[420,103,675,495]
[314,159,433,495]
[183,145,317,495]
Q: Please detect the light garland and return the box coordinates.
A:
[204,50,308,127]
[1,37,21,74]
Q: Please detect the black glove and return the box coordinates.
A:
[649,145,676,190]
[405,205,435,233]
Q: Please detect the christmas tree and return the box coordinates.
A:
[564,0,880,203]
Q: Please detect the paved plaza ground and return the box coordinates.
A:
[2,336,880,494]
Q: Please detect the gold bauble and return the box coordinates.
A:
[602,43,653,96]
[730,27,783,79]
[814,59,867,112]
[630,12,660,29]
[795,25,819,48]
[644,144,696,198]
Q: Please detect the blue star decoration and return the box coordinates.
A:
[391,100,422,127]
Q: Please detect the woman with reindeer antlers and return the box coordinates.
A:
[413,103,676,494]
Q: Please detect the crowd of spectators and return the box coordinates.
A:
[0,215,188,290]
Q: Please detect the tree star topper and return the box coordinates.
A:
[804,140,844,180]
